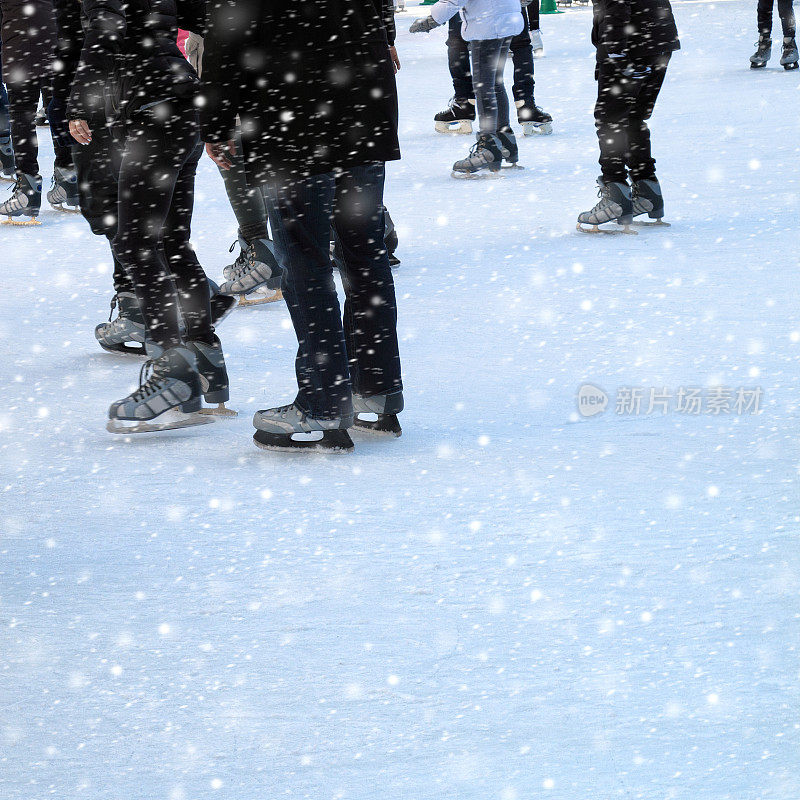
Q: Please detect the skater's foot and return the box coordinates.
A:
[107,346,213,434]
[219,236,283,299]
[185,335,237,416]
[0,173,42,224]
[253,403,355,452]
[750,35,772,67]
[577,177,636,234]
[35,107,48,126]
[47,165,80,212]
[496,126,520,167]
[631,177,669,225]
[515,99,553,136]
[452,133,503,178]
[780,36,799,68]
[353,390,404,437]
[0,137,15,182]
[434,96,476,135]
[95,292,147,356]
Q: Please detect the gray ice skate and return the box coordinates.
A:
[0,173,42,225]
[187,336,237,418]
[95,293,147,356]
[631,177,671,226]
[47,165,80,212]
[750,35,772,67]
[107,346,213,434]
[780,36,799,69]
[577,177,636,234]
[0,137,14,182]
[219,237,283,306]
[452,133,503,178]
[352,390,404,437]
[253,403,354,452]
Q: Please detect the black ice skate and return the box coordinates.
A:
[0,137,14,182]
[0,173,42,225]
[47,165,80,213]
[497,126,523,169]
[186,335,237,417]
[750,35,772,67]
[253,403,354,453]
[780,36,799,69]
[452,133,504,178]
[220,236,283,307]
[95,292,147,356]
[515,99,553,136]
[434,97,476,135]
[631,177,671,227]
[107,346,214,434]
[352,390,404,437]
[577,177,636,234]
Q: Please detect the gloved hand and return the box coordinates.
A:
[47,96,73,150]
[409,16,440,33]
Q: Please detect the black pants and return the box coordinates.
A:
[6,80,70,175]
[594,55,670,184]
[113,100,212,350]
[758,0,796,37]
[71,118,131,294]
[447,7,536,102]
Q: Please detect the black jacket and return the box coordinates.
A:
[199,0,400,186]
[67,0,205,122]
[0,0,57,88]
[592,0,680,63]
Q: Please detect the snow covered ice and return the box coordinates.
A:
[1,1,799,798]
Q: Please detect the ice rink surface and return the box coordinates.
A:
[1,2,799,798]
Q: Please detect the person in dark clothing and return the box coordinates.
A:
[0,28,16,180]
[0,0,74,221]
[433,4,552,136]
[201,0,404,452]
[68,0,234,433]
[750,0,797,68]
[577,0,680,232]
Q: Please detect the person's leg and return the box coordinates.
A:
[594,63,631,184]
[333,163,402,400]
[757,0,775,36]
[510,8,535,103]
[627,56,670,182]
[0,82,9,140]
[495,38,513,130]
[472,39,503,133]
[529,0,540,32]
[778,0,796,36]
[265,174,352,420]
[6,79,41,175]
[447,15,474,99]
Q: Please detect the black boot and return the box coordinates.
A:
[185,335,236,416]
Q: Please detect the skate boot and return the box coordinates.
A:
[780,36,799,69]
[631,177,670,226]
[220,236,284,306]
[95,292,147,356]
[352,390,404,437]
[253,403,355,453]
[434,97,476,135]
[47,165,80,213]
[577,177,636,234]
[452,133,503,178]
[0,137,14,182]
[496,126,522,168]
[0,173,42,225]
[516,99,553,136]
[750,35,772,67]
[384,206,400,267]
[186,335,237,417]
[107,346,214,434]
[531,29,545,58]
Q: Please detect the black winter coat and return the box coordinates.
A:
[0,0,57,88]
[592,0,680,63]
[199,0,401,186]
[67,0,205,122]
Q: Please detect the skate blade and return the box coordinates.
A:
[576,222,638,235]
[521,122,553,136]
[451,170,503,180]
[238,288,283,307]
[750,62,768,68]
[98,341,148,357]
[503,163,525,171]
[631,218,671,227]
[107,408,215,434]
[2,217,41,226]
[0,175,15,184]
[253,429,354,453]
[353,414,402,438]
[783,62,799,69]
[198,403,238,418]
[50,203,81,214]
[435,121,474,135]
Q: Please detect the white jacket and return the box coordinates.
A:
[429,0,524,42]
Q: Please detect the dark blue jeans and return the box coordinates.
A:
[264,163,403,420]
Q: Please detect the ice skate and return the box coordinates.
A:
[750,35,772,67]
[352,390,404,437]
[497,126,523,169]
[107,346,214,434]
[780,36,799,69]
[47,165,80,213]
[253,403,354,453]
[577,177,637,234]
[95,292,147,356]
[516,99,553,136]
[186,336,237,417]
[35,106,48,126]
[0,173,42,225]
[452,133,504,178]
[0,137,14,182]
[631,177,671,227]
[220,236,283,307]
[434,97,476,135]
[531,29,545,58]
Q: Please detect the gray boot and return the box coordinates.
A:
[47,165,80,212]
[632,177,668,224]
[95,292,147,356]
[452,133,503,177]
[780,36,799,69]
[577,177,634,232]
[353,390,404,437]
[750,35,772,67]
